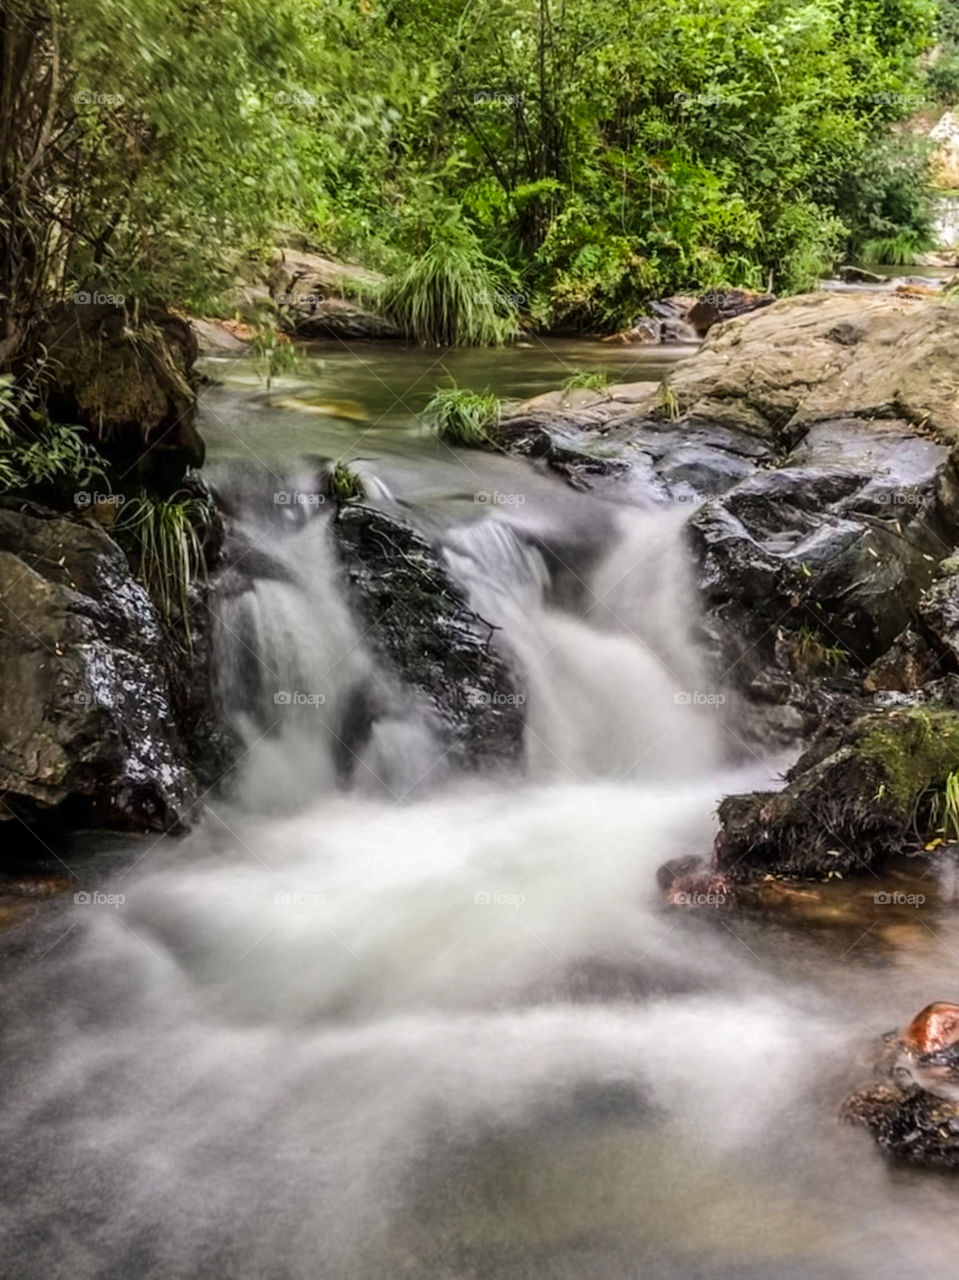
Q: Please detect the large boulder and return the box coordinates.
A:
[666,292,959,439]
[39,304,204,488]
[688,417,959,722]
[331,504,524,770]
[0,501,198,845]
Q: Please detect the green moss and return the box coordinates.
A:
[855,708,959,812]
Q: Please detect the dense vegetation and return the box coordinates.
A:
[0,0,952,352]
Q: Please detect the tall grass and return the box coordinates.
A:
[116,492,211,649]
[378,231,518,347]
[859,229,935,266]
[423,386,501,448]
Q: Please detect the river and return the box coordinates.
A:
[3,338,959,1278]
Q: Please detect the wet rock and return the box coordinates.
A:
[837,265,884,285]
[331,504,524,770]
[843,1002,959,1167]
[687,417,959,735]
[714,703,959,879]
[918,565,959,668]
[289,297,402,341]
[686,289,775,335]
[0,501,198,844]
[863,629,939,694]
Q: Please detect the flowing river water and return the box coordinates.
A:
[4,340,959,1278]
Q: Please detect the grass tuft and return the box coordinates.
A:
[377,229,518,347]
[115,492,211,650]
[422,385,501,448]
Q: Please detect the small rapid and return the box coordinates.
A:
[3,385,959,1280]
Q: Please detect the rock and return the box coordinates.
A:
[0,501,198,845]
[39,305,204,488]
[863,630,938,694]
[837,265,884,285]
[918,568,959,668]
[843,1001,959,1168]
[931,112,959,190]
[687,417,959,733]
[902,1002,959,1056]
[262,248,399,340]
[685,289,775,335]
[288,297,402,341]
[714,702,959,879]
[665,292,959,440]
[331,504,524,770]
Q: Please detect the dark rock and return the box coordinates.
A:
[838,265,885,285]
[714,703,959,879]
[0,501,198,843]
[686,289,775,336]
[918,564,959,668]
[687,418,959,736]
[290,298,401,341]
[331,504,524,770]
[38,305,204,489]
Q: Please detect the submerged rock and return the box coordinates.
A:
[0,501,198,845]
[331,504,524,770]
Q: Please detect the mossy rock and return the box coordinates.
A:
[716,703,959,879]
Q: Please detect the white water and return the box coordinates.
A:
[4,476,959,1278]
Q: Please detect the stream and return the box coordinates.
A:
[4,339,959,1278]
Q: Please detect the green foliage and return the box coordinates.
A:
[0,0,944,352]
[0,377,105,495]
[115,491,211,649]
[423,386,501,448]
[329,462,363,502]
[377,227,517,346]
[792,625,846,674]
[561,371,613,393]
[859,229,936,264]
[249,319,299,390]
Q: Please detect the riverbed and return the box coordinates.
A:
[3,336,959,1279]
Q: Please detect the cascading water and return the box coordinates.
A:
[4,431,959,1279]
